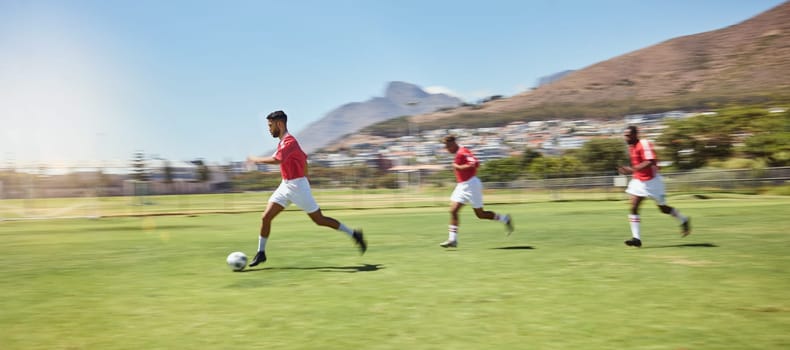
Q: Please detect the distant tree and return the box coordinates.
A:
[657,117,736,170]
[526,156,584,179]
[372,173,400,189]
[130,151,149,181]
[656,108,789,169]
[231,171,281,191]
[425,169,455,187]
[349,165,376,189]
[519,147,543,169]
[740,110,790,166]
[559,156,584,176]
[163,160,174,184]
[697,132,734,162]
[576,138,628,173]
[742,132,790,166]
[478,157,521,182]
[657,121,702,170]
[717,107,771,133]
[192,159,211,183]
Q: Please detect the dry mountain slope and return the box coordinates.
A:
[412,1,790,126]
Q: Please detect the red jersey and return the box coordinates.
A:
[453,146,479,182]
[629,139,659,181]
[273,133,307,180]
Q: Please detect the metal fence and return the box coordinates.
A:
[1,167,788,221]
[486,167,790,192]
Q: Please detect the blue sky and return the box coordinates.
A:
[0,0,785,168]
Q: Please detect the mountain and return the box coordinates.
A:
[407,1,790,128]
[536,70,575,87]
[294,81,462,154]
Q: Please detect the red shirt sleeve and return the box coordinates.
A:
[641,140,656,161]
[454,152,466,165]
[275,138,295,161]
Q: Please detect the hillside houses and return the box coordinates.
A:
[308,110,694,171]
[0,110,701,198]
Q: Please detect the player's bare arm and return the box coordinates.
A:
[247,155,281,165]
[618,160,654,174]
[453,163,474,170]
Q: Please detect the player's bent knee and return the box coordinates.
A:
[308,214,333,227]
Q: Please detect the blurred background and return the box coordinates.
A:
[1,0,789,219]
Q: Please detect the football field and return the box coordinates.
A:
[1,194,789,349]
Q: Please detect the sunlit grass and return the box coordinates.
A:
[1,196,789,349]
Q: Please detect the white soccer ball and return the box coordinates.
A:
[226,251,248,271]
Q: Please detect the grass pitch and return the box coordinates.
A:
[1,195,789,349]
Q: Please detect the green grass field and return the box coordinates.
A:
[1,193,789,349]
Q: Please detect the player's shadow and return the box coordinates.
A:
[491,245,535,250]
[643,243,718,249]
[244,263,384,273]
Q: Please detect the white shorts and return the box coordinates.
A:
[626,175,667,205]
[268,177,320,213]
[450,176,484,208]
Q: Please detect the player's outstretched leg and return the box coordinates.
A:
[251,203,282,267]
[624,238,642,247]
[440,224,458,248]
[503,214,514,236]
[249,250,267,267]
[307,209,366,254]
[439,240,458,248]
[659,204,690,237]
[625,213,642,248]
[473,208,513,236]
[352,229,367,254]
[681,217,691,237]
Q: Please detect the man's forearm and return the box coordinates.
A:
[249,156,280,165]
[633,160,654,171]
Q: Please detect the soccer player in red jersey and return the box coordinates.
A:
[246,110,366,266]
[617,126,691,247]
[439,135,513,248]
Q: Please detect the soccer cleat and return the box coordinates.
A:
[504,214,514,236]
[352,229,367,255]
[624,238,642,247]
[681,217,691,237]
[249,250,267,267]
[439,240,458,248]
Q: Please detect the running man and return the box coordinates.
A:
[617,125,691,247]
[246,110,366,266]
[439,135,513,248]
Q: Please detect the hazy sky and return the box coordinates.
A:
[0,0,785,167]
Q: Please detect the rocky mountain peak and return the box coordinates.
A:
[384,81,431,105]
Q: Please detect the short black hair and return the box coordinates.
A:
[266,110,287,122]
[626,125,638,135]
[442,135,457,144]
